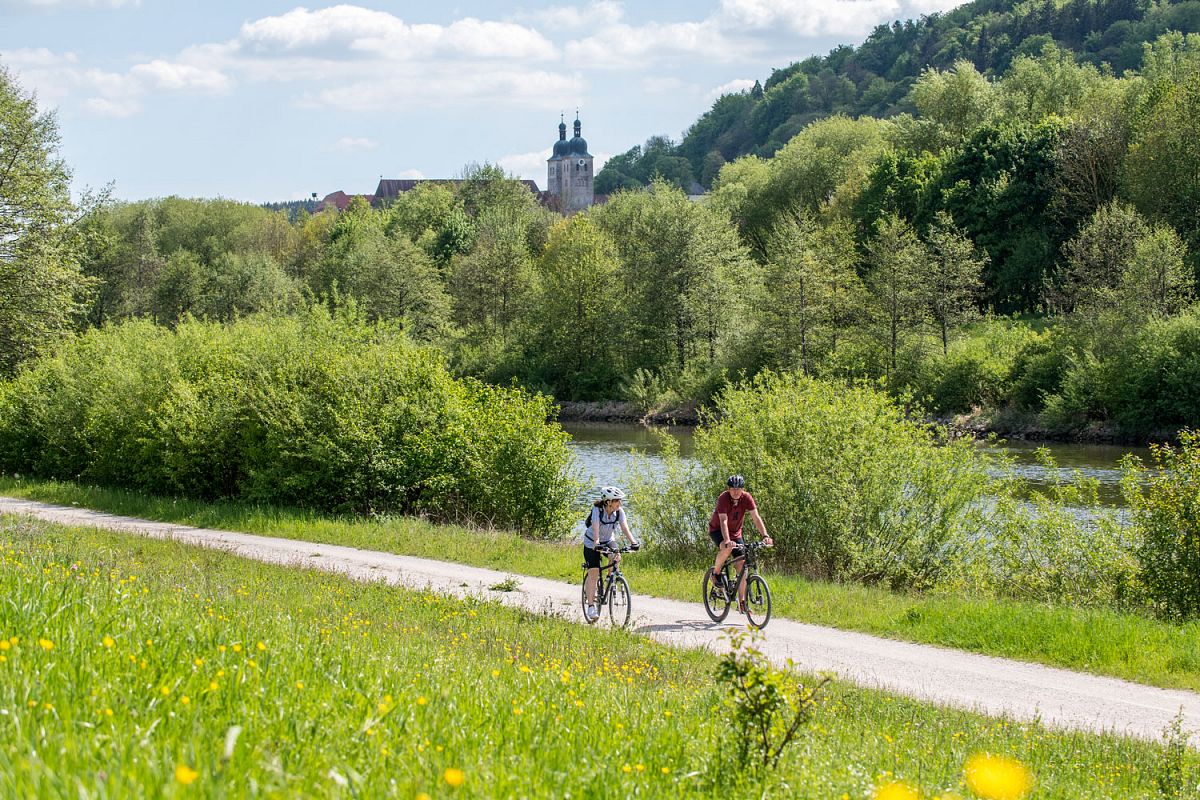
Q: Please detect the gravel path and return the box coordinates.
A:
[3,495,1197,745]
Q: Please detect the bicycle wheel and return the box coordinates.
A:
[702,568,731,623]
[581,574,599,625]
[607,575,632,628]
[744,574,772,630]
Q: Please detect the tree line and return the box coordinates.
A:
[7,33,1200,437]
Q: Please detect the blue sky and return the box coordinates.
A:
[1,0,962,202]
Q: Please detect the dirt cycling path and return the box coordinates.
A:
[4,495,1198,745]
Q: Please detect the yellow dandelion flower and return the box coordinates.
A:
[209,681,218,691]
[661,767,670,775]
[635,764,645,772]
[232,643,243,653]
[417,696,426,706]
[181,695,191,705]
[8,637,17,646]
[416,794,432,800]
[104,708,113,717]
[159,686,171,696]
[622,764,632,774]
[295,681,304,690]
[964,753,1033,800]
[0,640,10,651]
[874,782,920,800]
[256,641,266,651]
[37,638,53,651]
[443,768,465,788]
[175,764,199,785]
[193,658,204,667]
[0,655,6,664]
[102,636,115,648]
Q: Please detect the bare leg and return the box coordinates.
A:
[584,568,600,605]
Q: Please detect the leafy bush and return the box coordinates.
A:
[944,449,1138,607]
[626,431,711,558]
[693,372,993,588]
[0,308,578,535]
[1125,430,1200,620]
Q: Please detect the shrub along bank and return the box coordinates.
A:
[0,309,578,536]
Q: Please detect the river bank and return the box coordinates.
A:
[556,400,1179,446]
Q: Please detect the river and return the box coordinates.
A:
[563,422,1149,509]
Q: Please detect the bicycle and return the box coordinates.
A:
[581,544,635,628]
[702,540,772,629]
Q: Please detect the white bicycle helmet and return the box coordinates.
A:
[599,486,626,501]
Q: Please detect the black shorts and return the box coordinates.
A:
[583,545,605,570]
[709,530,745,558]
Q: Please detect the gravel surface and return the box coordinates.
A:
[3,495,1197,745]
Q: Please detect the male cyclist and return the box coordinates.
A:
[709,475,772,611]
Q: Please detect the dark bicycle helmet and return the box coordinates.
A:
[726,474,746,488]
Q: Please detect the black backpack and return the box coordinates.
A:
[582,507,617,529]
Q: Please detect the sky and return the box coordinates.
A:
[1,0,963,202]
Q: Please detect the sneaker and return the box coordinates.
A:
[585,605,598,621]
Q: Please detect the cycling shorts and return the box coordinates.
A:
[709,530,746,558]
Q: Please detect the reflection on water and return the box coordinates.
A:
[563,422,1150,511]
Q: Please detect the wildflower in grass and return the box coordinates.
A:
[103,708,113,717]
[233,643,243,653]
[38,638,53,651]
[102,635,114,648]
[0,640,10,651]
[443,768,465,788]
[256,641,266,651]
[209,681,218,691]
[622,765,632,774]
[491,670,500,678]
[295,681,304,690]
[181,696,190,706]
[874,782,920,800]
[661,767,670,775]
[175,764,199,785]
[964,753,1033,799]
[193,658,204,666]
[159,686,171,696]
[417,696,426,706]
[416,794,431,800]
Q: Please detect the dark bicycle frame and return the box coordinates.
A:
[584,544,631,612]
[718,540,767,598]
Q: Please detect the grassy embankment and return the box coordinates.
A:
[0,513,1190,798]
[3,477,1199,693]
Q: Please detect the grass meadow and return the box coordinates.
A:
[0,513,1193,799]
[4,477,1200,693]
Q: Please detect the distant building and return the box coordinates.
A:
[318,114,597,213]
[546,114,594,214]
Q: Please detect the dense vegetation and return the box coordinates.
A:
[1,516,1191,798]
[9,27,1200,437]
[0,310,576,535]
[597,0,1200,191]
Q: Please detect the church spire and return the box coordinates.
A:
[559,113,567,141]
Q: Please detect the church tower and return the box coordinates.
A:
[547,113,593,213]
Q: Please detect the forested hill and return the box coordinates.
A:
[597,0,1200,192]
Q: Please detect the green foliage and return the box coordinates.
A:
[0,308,579,535]
[0,62,94,375]
[946,448,1138,607]
[714,631,828,772]
[694,373,992,588]
[1125,430,1200,620]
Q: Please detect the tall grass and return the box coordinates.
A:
[0,515,1189,798]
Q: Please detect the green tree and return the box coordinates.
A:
[759,216,831,374]
[527,215,623,397]
[448,210,533,339]
[924,211,987,355]
[909,60,999,145]
[866,215,929,375]
[0,63,94,374]
[1055,200,1149,313]
[1119,224,1194,318]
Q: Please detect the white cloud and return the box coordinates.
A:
[238,5,556,61]
[520,1,624,30]
[642,76,684,94]
[301,66,582,111]
[706,78,755,100]
[397,169,425,179]
[565,20,729,68]
[333,136,379,152]
[83,96,140,116]
[498,148,552,182]
[129,60,231,93]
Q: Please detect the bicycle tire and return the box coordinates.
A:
[581,574,599,625]
[702,568,731,623]
[744,574,772,630]
[608,575,632,628]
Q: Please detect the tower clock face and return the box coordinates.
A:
[577,159,586,167]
